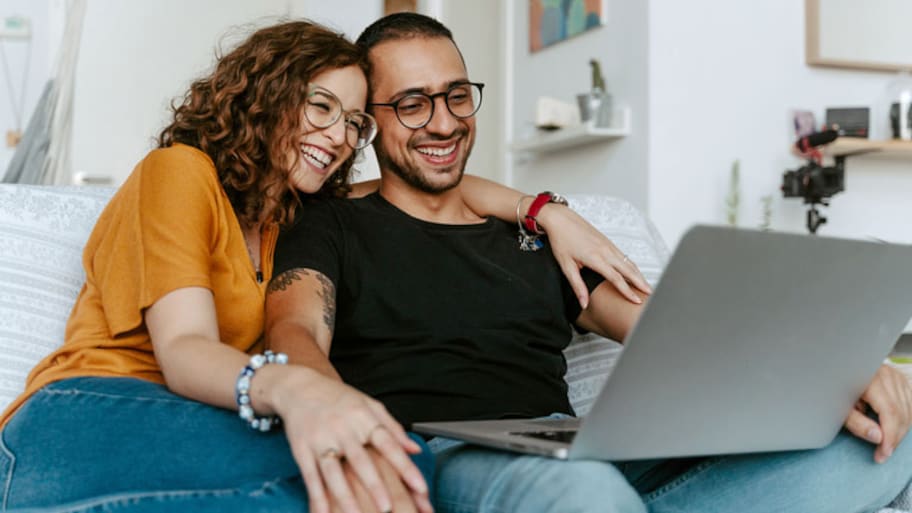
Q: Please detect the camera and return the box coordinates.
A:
[782,129,846,234]
[781,161,844,204]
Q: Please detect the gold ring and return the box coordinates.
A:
[319,447,342,460]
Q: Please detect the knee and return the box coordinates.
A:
[515,460,645,513]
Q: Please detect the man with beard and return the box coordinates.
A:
[265,12,912,513]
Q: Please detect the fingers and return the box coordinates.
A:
[372,448,424,513]
[411,488,434,513]
[874,367,912,462]
[368,400,424,454]
[319,449,364,513]
[621,258,652,295]
[844,407,882,445]
[852,365,912,463]
[563,254,642,307]
[368,424,429,496]
[339,436,393,513]
[559,260,591,309]
[293,445,333,513]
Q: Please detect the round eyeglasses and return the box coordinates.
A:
[369,82,484,130]
[304,84,378,150]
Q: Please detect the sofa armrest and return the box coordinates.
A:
[562,195,668,415]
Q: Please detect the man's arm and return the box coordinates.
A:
[573,280,647,342]
[265,268,432,513]
[266,267,340,379]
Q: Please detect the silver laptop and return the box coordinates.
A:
[414,225,912,461]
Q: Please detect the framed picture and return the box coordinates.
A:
[384,0,417,15]
[806,0,912,72]
[529,0,606,53]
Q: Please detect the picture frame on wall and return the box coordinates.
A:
[806,0,912,72]
[529,0,607,53]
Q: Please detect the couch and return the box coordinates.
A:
[0,184,909,511]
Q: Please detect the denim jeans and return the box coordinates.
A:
[0,377,435,512]
[428,426,912,513]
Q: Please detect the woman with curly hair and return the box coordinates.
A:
[0,18,647,513]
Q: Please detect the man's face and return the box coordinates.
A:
[368,37,476,194]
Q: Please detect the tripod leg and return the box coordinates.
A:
[806,206,827,234]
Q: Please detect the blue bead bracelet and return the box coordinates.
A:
[236,350,288,432]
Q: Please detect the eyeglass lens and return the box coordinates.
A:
[304,86,377,150]
[396,83,482,128]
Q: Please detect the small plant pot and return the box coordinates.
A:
[576,90,613,127]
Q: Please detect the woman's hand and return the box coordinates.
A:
[536,203,652,308]
[271,367,433,513]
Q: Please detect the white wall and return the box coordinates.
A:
[648,0,912,247]
[71,0,382,185]
[439,0,504,182]
[0,1,54,175]
[508,0,651,211]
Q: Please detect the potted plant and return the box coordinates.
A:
[577,58,613,127]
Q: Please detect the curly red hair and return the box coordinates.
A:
[158,20,367,227]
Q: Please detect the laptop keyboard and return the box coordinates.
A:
[510,430,578,443]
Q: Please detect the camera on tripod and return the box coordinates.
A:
[781,129,845,234]
[781,161,844,204]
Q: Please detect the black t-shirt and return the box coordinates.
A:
[273,193,604,427]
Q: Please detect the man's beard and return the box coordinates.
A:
[375,131,472,194]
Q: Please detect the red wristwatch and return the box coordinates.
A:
[524,191,569,234]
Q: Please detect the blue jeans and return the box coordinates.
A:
[0,377,435,512]
[428,427,912,513]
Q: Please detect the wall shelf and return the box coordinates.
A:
[510,107,630,154]
[826,138,912,158]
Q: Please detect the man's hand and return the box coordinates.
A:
[333,447,429,513]
[844,364,912,463]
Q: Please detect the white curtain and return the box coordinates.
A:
[2,0,86,184]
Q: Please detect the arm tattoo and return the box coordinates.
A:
[266,268,336,332]
[315,272,336,332]
[266,268,306,293]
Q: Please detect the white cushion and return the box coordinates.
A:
[0,185,114,412]
[562,195,668,415]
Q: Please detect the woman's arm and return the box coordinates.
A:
[145,286,431,513]
[459,175,651,308]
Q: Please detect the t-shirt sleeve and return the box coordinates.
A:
[562,267,606,328]
[273,199,346,286]
[91,147,220,337]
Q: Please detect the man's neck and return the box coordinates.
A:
[377,173,485,225]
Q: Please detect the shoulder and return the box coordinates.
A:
[286,196,348,233]
[142,143,215,172]
[139,144,217,184]
[135,144,222,201]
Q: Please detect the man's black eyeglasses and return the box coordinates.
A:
[369,82,484,129]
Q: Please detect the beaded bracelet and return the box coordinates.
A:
[236,350,288,432]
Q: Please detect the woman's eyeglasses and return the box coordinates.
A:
[304,84,378,150]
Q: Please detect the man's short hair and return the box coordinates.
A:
[356,12,454,52]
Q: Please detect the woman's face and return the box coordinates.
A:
[288,65,369,193]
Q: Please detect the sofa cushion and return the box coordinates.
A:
[562,195,668,415]
[0,185,115,412]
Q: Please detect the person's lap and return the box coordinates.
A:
[0,377,433,512]
[430,429,912,513]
